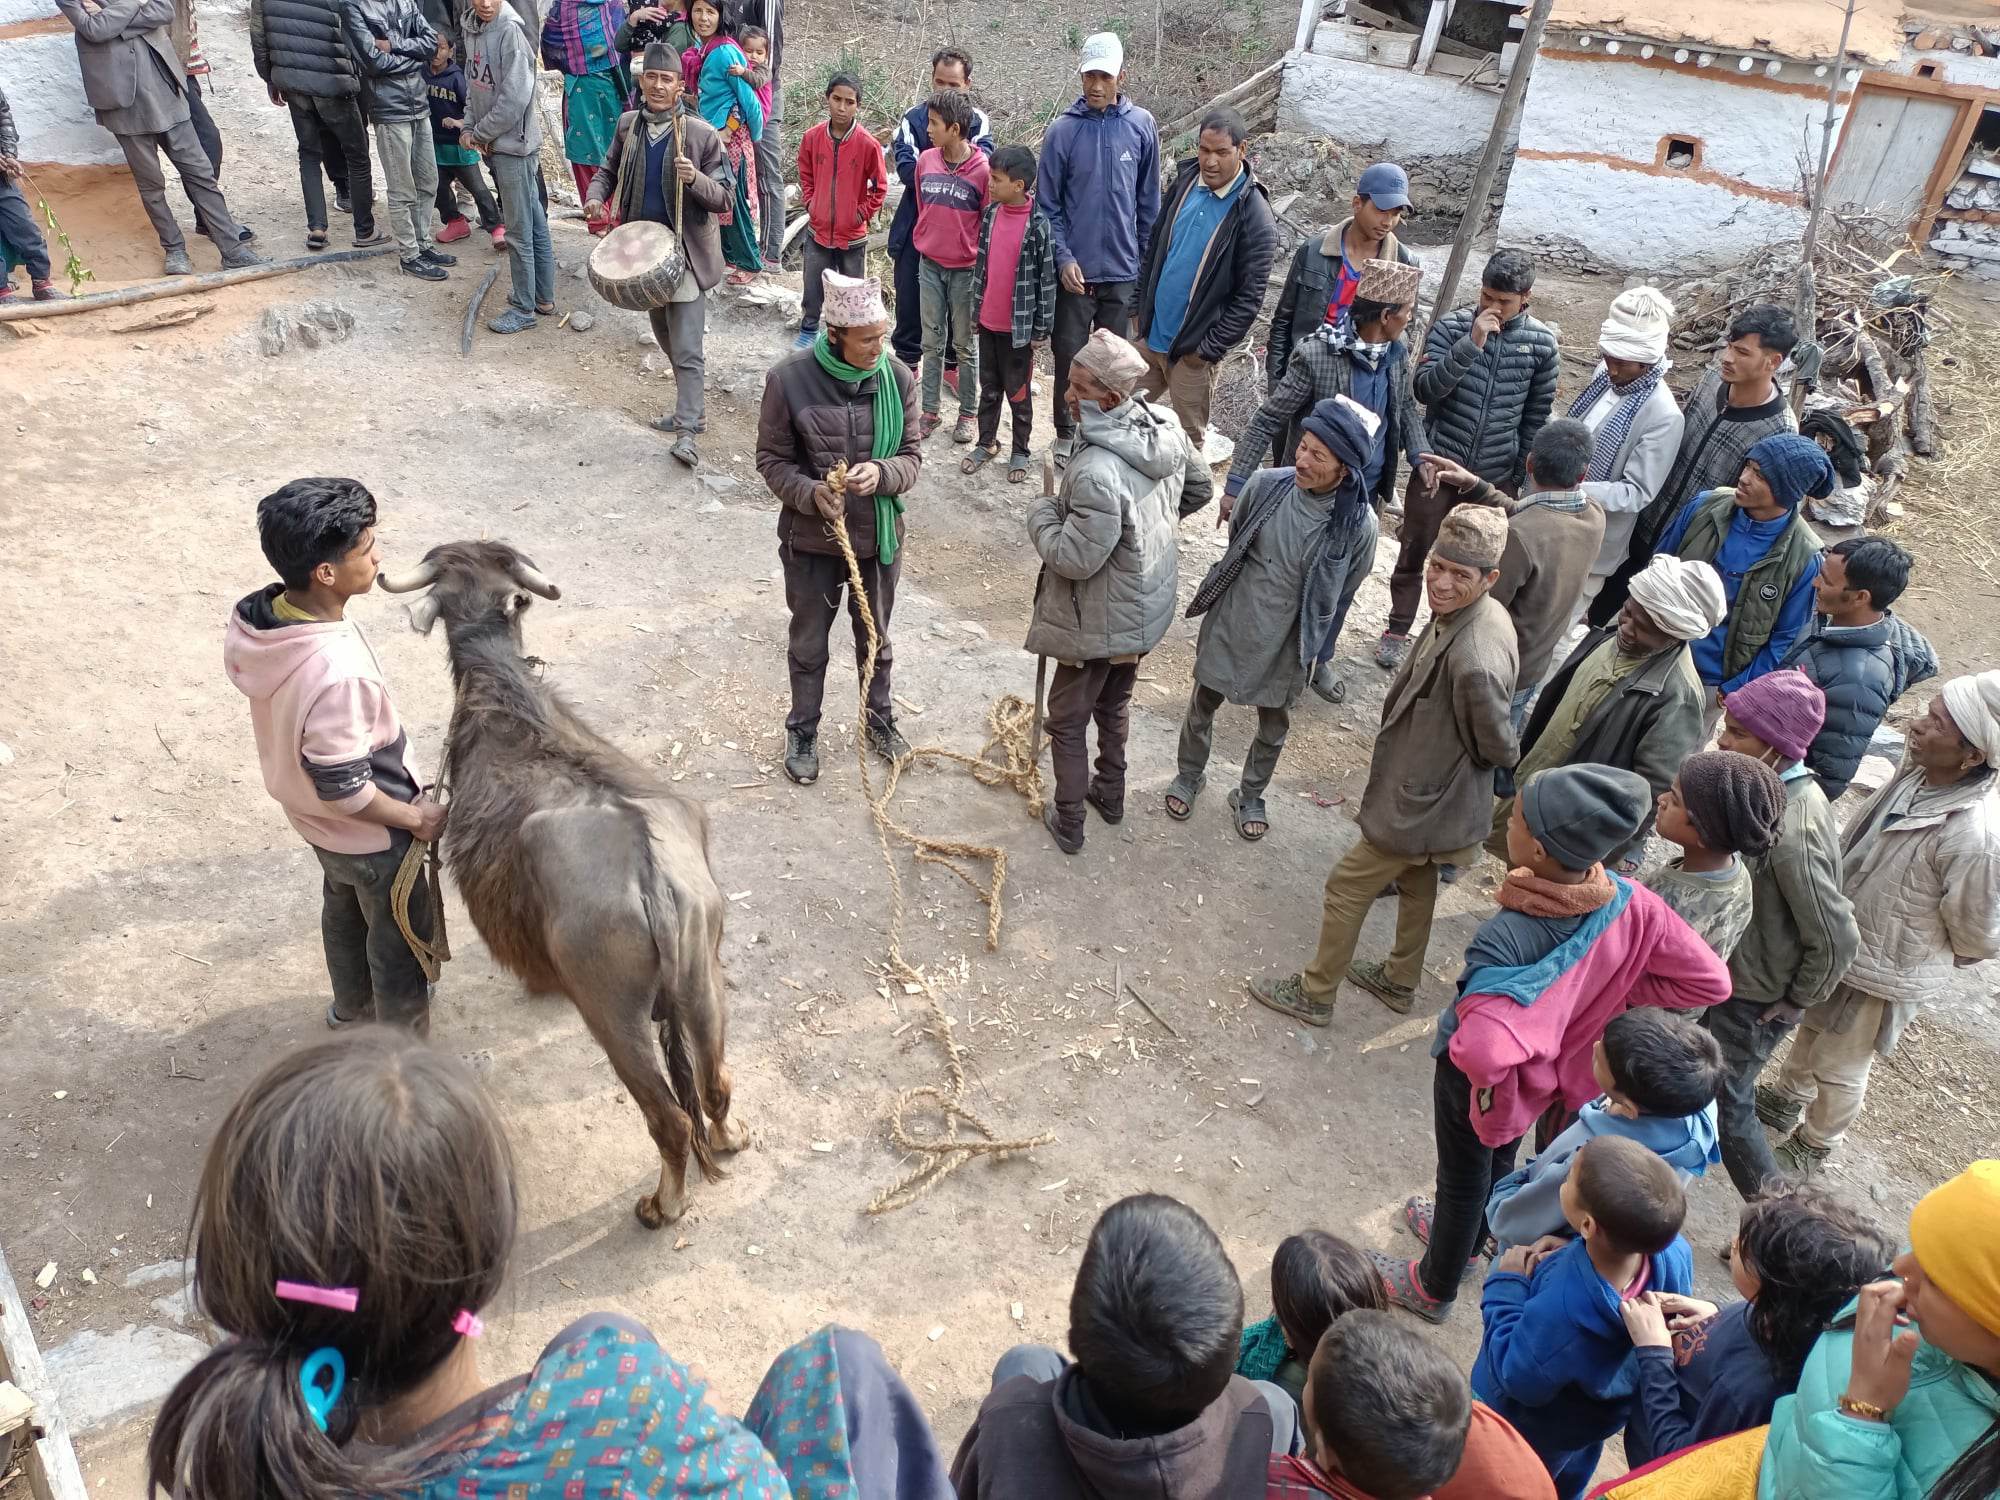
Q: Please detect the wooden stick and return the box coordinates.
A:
[1123,981,1180,1038]
[0,1245,90,1500]
[462,265,502,356]
[0,246,395,322]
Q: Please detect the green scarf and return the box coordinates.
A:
[811,329,907,566]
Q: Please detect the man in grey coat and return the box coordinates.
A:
[340,0,447,278]
[1028,330,1210,854]
[56,0,262,274]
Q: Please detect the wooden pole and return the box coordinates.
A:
[1792,0,1859,411]
[1424,0,1553,339]
[0,246,394,322]
[1292,0,1319,56]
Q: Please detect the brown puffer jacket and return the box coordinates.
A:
[757,348,923,560]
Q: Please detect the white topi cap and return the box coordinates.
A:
[1078,30,1124,76]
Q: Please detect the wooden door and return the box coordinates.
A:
[1827,86,1966,229]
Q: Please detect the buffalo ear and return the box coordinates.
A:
[406,595,443,636]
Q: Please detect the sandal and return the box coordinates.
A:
[917,412,942,441]
[961,444,998,475]
[1403,1196,1493,1279]
[1163,773,1203,821]
[535,301,557,316]
[1228,787,1268,841]
[306,228,330,251]
[1008,452,1031,483]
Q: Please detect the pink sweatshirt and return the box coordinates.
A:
[1448,883,1732,1147]
[223,586,422,855]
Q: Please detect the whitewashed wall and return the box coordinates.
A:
[1279,45,1500,158]
[0,0,123,165]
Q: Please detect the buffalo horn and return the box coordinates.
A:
[509,559,562,600]
[376,559,441,594]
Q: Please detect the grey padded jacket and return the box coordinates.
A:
[338,0,436,121]
[1024,396,1210,663]
[1414,306,1560,489]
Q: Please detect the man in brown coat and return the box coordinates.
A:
[585,44,729,466]
[757,270,923,786]
[1252,504,1519,1020]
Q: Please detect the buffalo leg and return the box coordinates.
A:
[676,958,746,1154]
[589,1005,697,1228]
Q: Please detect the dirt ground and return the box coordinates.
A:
[4,13,2000,1497]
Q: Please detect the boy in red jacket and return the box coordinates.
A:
[1377,763,1730,1326]
[794,71,887,349]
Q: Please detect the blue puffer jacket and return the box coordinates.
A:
[1758,1299,2000,1500]
[1778,610,1938,800]
[1037,94,1161,284]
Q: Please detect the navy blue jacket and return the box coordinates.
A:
[1625,1299,1788,1468]
[1778,610,1937,800]
[1037,94,1160,284]
[887,98,992,256]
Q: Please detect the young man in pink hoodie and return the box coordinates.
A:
[1377,762,1730,1324]
[223,478,446,1033]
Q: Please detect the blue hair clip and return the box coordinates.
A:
[299,1347,346,1433]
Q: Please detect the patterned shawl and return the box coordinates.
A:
[541,0,628,76]
[746,1325,956,1500]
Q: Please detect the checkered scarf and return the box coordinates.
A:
[1567,360,1665,483]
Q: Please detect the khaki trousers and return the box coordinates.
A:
[1135,342,1218,446]
[1772,993,1886,1147]
[1300,835,1472,1002]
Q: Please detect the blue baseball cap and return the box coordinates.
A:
[1356,162,1412,210]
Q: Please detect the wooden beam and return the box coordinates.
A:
[0,245,394,322]
[0,1248,89,1500]
[1414,0,1449,74]
[1292,0,1319,54]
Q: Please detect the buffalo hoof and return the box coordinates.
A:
[634,1191,688,1230]
[714,1114,751,1154]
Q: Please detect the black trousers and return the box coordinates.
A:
[977,327,1035,454]
[801,237,865,331]
[1046,659,1138,819]
[1418,1054,1525,1302]
[1051,280,1135,438]
[782,542,899,735]
[316,838,433,1033]
[1704,997,1793,1198]
[891,239,961,370]
[435,161,501,230]
[287,92,374,235]
[186,75,222,175]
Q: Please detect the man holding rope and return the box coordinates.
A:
[223,478,446,1035]
[758,270,924,788]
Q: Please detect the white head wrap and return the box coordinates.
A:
[1941,671,2000,764]
[1599,286,1675,365]
[1627,554,1727,642]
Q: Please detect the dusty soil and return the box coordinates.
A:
[3,12,1999,1497]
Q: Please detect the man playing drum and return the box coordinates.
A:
[586,42,731,467]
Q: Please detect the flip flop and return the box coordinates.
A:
[1228,788,1268,841]
[1008,453,1031,483]
[961,444,998,475]
[1163,773,1203,821]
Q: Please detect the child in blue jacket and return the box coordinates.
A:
[1473,1134,1696,1500]
[1486,1007,1724,1253]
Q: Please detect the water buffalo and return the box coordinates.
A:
[378,540,743,1227]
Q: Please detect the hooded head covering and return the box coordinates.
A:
[1355,257,1421,308]
[1432,504,1508,572]
[1941,671,2000,765]
[1598,286,1674,364]
[1724,668,1826,764]
[1627,554,1728,642]
[821,270,888,328]
[1521,764,1653,871]
[1745,433,1838,511]
[1074,328,1149,398]
[1675,750,1786,859]
[1908,1160,2000,1340]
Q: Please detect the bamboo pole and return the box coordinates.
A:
[0,246,395,322]
[1793,0,1860,413]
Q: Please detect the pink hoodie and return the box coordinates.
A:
[223,586,421,856]
[1448,882,1732,1147]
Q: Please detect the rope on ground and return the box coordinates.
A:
[817,466,1055,1214]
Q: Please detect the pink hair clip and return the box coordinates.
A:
[452,1310,485,1338]
[275,1280,360,1313]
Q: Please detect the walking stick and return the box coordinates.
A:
[1028,454,1057,764]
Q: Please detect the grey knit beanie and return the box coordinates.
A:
[1521,763,1653,871]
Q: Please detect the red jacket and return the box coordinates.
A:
[797,119,887,250]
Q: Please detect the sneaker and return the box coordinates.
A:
[1375,631,1411,671]
[784,728,819,785]
[917,412,942,441]
[219,244,269,270]
[335,189,353,214]
[1369,1249,1452,1324]
[1754,1084,1805,1135]
[866,720,912,763]
[402,256,448,282]
[489,226,507,250]
[952,413,977,445]
[488,306,537,333]
[163,247,194,276]
[1247,973,1333,1028]
[1774,1132,1833,1178]
[1309,662,1346,703]
[1044,802,1084,855]
[30,280,66,302]
[942,366,960,396]
[436,216,472,243]
[419,246,458,268]
[1402,1196,1490,1280]
[793,325,816,350]
[1347,959,1417,1015]
[325,1001,372,1030]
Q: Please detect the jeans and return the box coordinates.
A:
[1417,1054,1525,1302]
[919,258,978,417]
[1051,280,1135,437]
[286,93,374,236]
[1045,659,1138,836]
[435,161,501,230]
[373,116,439,258]
[1137,341,1218,446]
[117,120,243,253]
[1175,684,1289,802]
[977,327,1034,453]
[185,74,223,176]
[315,839,434,1034]
[800,237,865,331]
[1705,997,1793,1197]
[990,1345,1300,1456]
[755,81,785,262]
[0,178,52,281]
[890,240,953,368]
[1310,506,1380,666]
[1300,833,1448,1002]
[487,149,555,312]
[782,542,899,735]
[647,293,707,432]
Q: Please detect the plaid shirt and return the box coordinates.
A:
[1226,333,1430,502]
[972,200,1057,350]
[1266,1456,1371,1498]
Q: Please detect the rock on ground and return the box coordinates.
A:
[258,300,357,356]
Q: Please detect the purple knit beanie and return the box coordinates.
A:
[1724,668,1826,763]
